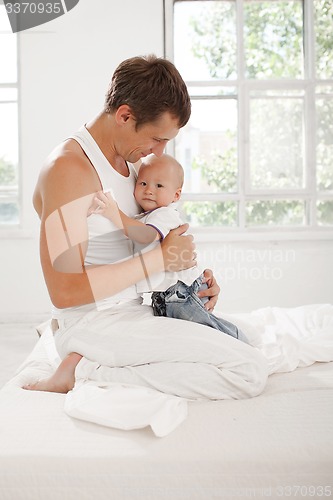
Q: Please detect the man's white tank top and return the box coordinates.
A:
[52,125,142,319]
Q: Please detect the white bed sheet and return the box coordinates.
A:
[1,304,333,499]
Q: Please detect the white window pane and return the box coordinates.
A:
[316,97,333,191]
[246,200,305,226]
[188,86,236,97]
[0,201,19,224]
[181,201,238,227]
[314,0,333,79]
[0,102,18,186]
[244,0,304,79]
[174,0,236,81]
[250,88,304,98]
[0,4,11,31]
[175,98,238,193]
[0,88,17,101]
[170,0,333,232]
[0,34,17,82]
[317,201,333,226]
[249,96,305,189]
[0,5,19,226]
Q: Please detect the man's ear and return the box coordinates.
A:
[115,104,133,125]
[173,188,182,202]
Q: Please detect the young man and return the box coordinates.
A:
[25,55,267,400]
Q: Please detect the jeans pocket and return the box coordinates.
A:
[151,292,167,316]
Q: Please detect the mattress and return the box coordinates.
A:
[1,305,333,500]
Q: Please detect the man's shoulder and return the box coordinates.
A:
[44,139,89,173]
[36,139,100,217]
[40,139,98,189]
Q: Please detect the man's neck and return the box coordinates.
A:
[86,112,129,176]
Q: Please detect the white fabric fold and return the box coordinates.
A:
[32,303,333,436]
[64,379,188,437]
[223,303,333,374]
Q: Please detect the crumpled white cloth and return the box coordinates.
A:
[64,379,188,437]
[37,323,188,437]
[223,303,333,374]
[37,303,333,436]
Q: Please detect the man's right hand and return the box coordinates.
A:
[161,223,196,272]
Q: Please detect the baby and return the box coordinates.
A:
[89,154,248,343]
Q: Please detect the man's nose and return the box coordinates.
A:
[151,142,166,157]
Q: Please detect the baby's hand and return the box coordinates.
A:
[87,190,118,218]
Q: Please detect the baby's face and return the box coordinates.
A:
[134,162,181,212]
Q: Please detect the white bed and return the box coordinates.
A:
[1,304,333,500]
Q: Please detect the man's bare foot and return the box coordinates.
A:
[23,352,82,393]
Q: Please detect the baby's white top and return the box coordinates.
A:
[135,204,199,294]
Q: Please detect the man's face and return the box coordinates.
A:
[119,111,180,164]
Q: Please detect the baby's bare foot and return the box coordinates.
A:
[23,352,82,393]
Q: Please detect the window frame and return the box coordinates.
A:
[164,0,333,240]
[0,0,21,233]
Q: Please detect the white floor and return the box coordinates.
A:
[0,323,39,389]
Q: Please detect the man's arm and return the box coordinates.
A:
[37,153,195,309]
[87,190,220,309]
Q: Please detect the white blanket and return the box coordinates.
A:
[20,304,333,436]
[225,303,333,374]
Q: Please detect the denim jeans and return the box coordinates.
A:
[151,274,249,344]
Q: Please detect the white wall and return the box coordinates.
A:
[196,238,333,313]
[0,0,332,320]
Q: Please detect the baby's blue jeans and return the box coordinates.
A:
[151,274,249,344]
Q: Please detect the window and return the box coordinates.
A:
[165,0,333,233]
[0,1,19,226]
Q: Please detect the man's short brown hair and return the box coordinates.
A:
[104,54,191,129]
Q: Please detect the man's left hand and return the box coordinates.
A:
[197,268,220,312]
